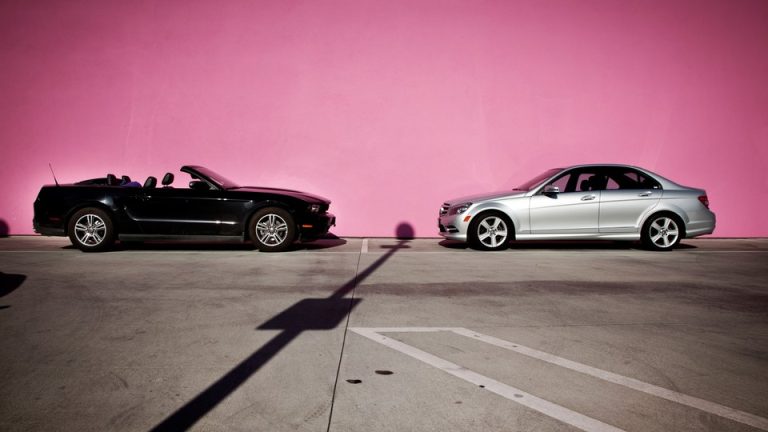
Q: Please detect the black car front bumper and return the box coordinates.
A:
[299,212,336,240]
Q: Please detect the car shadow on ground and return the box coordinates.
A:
[438,239,697,250]
[60,235,348,252]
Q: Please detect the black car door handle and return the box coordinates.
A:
[140,195,152,202]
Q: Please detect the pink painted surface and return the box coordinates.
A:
[1,0,767,237]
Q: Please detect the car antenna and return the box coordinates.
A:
[48,163,59,186]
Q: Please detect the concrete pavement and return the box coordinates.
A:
[0,236,767,431]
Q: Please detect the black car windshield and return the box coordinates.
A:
[189,166,240,189]
[512,168,562,191]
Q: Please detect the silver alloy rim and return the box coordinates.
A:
[649,217,679,248]
[477,216,508,248]
[74,214,107,246]
[255,213,289,246]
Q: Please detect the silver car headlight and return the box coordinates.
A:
[308,204,321,213]
[453,203,472,215]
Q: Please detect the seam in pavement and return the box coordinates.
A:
[325,243,364,432]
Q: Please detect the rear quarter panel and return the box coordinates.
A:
[652,189,715,236]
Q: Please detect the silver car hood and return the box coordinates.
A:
[445,190,526,206]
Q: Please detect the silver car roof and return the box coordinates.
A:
[546,164,687,190]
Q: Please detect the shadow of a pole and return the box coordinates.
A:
[150,231,412,431]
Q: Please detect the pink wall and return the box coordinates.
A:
[1,0,767,237]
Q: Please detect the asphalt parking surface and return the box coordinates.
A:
[1,237,767,431]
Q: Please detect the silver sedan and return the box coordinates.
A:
[438,164,716,251]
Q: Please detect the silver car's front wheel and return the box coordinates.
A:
[470,213,510,251]
[642,214,682,251]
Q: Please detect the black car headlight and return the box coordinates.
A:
[308,204,321,213]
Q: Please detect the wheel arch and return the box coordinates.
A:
[64,202,117,235]
[470,208,517,241]
[641,210,687,238]
[468,203,519,237]
[243,200,297,240]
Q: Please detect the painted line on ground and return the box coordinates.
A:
[350,327,625,432]
[451,328,768,431]
[353,327,768,432]
[361,238,368,254]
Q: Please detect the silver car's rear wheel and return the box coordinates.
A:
[469,213,510,251]
[249,207,296,252]
[642,214,682,251]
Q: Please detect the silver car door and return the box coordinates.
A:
[530,169,601,234]
[598,168,662,233]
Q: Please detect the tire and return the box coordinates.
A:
[641,213,683,251]
[67,207,115,252]
[468,212,512,251]
[249,207,296,252]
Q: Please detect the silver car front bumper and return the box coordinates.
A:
[438,213,469,241]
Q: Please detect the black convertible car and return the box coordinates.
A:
[33,165,336,252]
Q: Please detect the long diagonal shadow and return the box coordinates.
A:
[150,232,411,431]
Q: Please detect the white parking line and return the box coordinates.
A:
[351,327,625,432]
[351,327,768,432]
[361,238,368,254]
[450,328,768,431]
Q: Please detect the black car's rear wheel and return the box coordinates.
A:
[249,207,296,252]
[68,207,115,252]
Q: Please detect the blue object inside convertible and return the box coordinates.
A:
[119,175,141,188]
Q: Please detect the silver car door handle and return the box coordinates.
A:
[580,195,596,201]
[638,191,653,197]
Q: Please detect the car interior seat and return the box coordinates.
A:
[586,175,608,191]
[143,176,157,188]
[106,174,118,186]
[162,173,174,188]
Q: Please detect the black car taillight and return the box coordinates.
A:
[698,195,709,209]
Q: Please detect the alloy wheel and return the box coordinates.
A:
[477,216,508,249]
[648,216,679,249]
[255,213,289,246]
[74,213,107,246]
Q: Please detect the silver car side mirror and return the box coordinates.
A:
[544,185,560,194]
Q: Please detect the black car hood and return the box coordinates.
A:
[232,186,330,204]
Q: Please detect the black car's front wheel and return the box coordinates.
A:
[67,207,115,252]
[249,207,296,252]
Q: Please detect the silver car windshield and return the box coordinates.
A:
[512,168,562,191]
